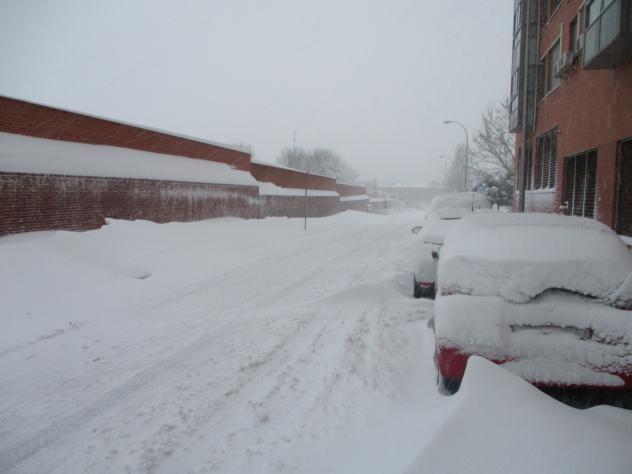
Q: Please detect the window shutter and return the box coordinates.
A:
[616,140,632,236]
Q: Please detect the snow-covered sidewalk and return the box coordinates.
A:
[1,210,631,473]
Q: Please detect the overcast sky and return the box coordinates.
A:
[0,0,513,185]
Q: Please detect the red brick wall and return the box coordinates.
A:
[515,0,632,226]
[250,162,338,191]
[259,195,340,218]
[0,96,251,171]
[338,199,369,212]
[0,172,258,236]
[335,183,367,197]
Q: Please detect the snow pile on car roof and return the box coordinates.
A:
[429,192,491,212]
[438,213,632,306]
[421,212,464,245]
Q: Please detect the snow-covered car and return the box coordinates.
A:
[433,213,632,399]
[412,192,491,299]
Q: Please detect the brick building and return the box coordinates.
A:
[510,0,632,235]
[0,95,259,235]
[0,95,371,236]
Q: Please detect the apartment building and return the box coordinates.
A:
[510,0,632,235]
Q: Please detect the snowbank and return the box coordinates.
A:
[0,131,257,186]
[405,357,632,474]
[258,181,339,197]
[438,212,632,306]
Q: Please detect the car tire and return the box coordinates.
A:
[434,348,461,395]
[413,276,422,298]
[420,285,436,300]
[437,373,461,395]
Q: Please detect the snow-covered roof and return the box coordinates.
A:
[340,195,369,202]
[438,212,632,306]
[429,192,491,212]
[0,132,258,186]
[258,181,339,197]
[1,94,250,154]
[250,159,333,180]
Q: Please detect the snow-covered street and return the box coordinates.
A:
[2,210,632,474]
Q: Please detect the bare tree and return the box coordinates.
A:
[277,146,360,183]
[278,146,311,171]
[471,98,515,178]
[468,98,516,206]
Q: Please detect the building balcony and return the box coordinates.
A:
[584,0,632,69]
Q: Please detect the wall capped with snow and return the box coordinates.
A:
[335,182,367,197]
[0,95,251,171]
[338,195,369,212]
[250,160,338,191]
[0,96,370,234]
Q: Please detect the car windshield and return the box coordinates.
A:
[1,1,631,473]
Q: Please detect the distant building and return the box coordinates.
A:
[510,0,632,235]
[377,185,446,207]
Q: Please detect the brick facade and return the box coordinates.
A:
[513,1,632,231]
[335,183,367,197]
[259,195,341,218]
[338,199,370,212]
[0,172,258,236]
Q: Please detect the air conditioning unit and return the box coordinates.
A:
[574,35,584,56]
[553,52,575,78]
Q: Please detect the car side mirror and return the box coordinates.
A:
[412,226,423,234]
[431,250,439,261]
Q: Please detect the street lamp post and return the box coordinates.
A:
[443,120,469,191]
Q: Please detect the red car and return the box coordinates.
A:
[432,213,632,405]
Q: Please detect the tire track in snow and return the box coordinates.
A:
[1,215,422,473]
[0,319,246,473]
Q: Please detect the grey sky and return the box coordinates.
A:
[0,0,513,185]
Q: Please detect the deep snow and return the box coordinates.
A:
[0,132,256,186]
[1,211,632,473]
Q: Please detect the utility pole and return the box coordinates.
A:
[304,171,309,231]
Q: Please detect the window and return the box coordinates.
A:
[616,140,632,236]
[584,0,621,65]
[509,0,524,132]
[545,40,561,92]
[525,145,533,190]
[540,0,562,24]
[517,145,533,191]
[570,9,584,54]
[564,151,597,218]
[534,127,558,189]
